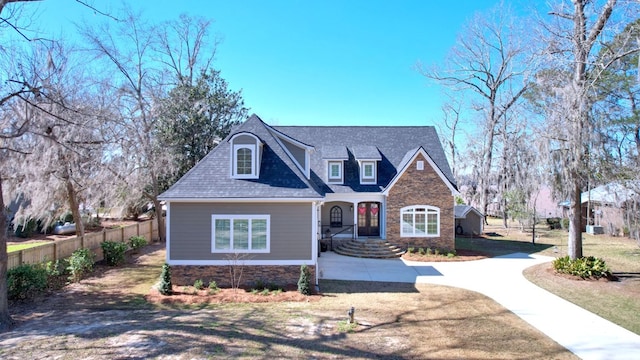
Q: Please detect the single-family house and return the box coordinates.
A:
[580,183,637,235]
[159,114,458,287]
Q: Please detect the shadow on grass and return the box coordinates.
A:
[456,236,555,257]
[319,280,420,294]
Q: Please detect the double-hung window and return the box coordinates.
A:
[400,206,440,237]
[328,161,343,183]
[212,215,270,253]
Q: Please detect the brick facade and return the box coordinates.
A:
[171,264,316,288]
[386,153,455,251]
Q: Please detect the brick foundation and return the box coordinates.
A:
[171,264,316,288]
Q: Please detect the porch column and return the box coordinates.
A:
[352,201,358,238]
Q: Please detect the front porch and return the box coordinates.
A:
[319,199,385,249]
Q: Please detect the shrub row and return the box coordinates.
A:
[553,255,612,279]
[8,235,149,300]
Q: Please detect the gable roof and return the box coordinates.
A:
[382,147,458,195]
[161,114,457,200]
[275,124,457,194]
[454,205,484,219]
[160,115,323,200]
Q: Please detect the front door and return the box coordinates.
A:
[357,202,380,237]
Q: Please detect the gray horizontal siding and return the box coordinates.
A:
[169,202,313,261]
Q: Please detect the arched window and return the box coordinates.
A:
[330,206,343,228]
[236,147,253,175]
[400,205,440,237]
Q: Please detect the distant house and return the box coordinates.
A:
[580,183,637,235]
[159,114,458,287]
[454,205,483,236]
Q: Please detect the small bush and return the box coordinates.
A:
[67,248,95,282]
[208,280,219,294]
[298,264,312,295]
[407,247,415,254]
[434,248,440,256]
[418,248,426,255]
[7,264,48,300]
[101,241,128,266]
[44,259,69,277]
[129,236,148,252]
[194,279,204,290]
[159,263,172,295]
[447,252,455,258]
[553,256,611,279]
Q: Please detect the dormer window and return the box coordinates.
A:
[230,133,262,179]
[234,145,255,176]
[328,161,343,184]
[360,161,377,184]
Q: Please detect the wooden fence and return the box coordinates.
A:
[8,220,160,270]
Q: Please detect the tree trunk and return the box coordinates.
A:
[0,177,16,331]
[65,176,85,237]
[567,183,583,259]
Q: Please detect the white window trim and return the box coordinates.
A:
[327,161,343,183]
[360,160,377,184]
[211,214,271,253]
[232,144,258,179]
[400,205,440,237]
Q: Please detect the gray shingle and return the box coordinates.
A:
[160,115,457,200]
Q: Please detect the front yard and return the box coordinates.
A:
[458,218,640,335]
[2,243,576,359]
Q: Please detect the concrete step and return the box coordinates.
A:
[333,239,405,259]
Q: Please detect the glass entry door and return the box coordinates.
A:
[357,202,380,237]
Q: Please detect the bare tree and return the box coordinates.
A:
[419,4,533,220]
[537,0,639,259]
[436,96,463,181]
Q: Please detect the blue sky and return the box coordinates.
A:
[20,0,535,127]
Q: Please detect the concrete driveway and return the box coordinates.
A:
[318,251,640,360]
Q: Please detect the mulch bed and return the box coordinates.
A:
[402,249,488,262]
[146,285,323,305]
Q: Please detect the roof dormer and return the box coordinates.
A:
[322,146,348,184]
[352,146,381,185]
[229,132,263,179]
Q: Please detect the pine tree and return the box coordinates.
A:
[297,265,312,295]
[159,263,173,295]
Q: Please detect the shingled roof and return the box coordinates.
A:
[160,114,457,199]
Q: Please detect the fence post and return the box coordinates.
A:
[121,226,125,243]
[81,234,85,249]
[18,250,23,266]
[137,222,140,237]
[53,242,58,261]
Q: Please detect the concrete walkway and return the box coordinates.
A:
[318,251,640,360]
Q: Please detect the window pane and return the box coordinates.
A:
[214,219,230,250]
[402,213,414,234]
[330,163,340,178]
[233,219,249,250]
[415,213,426,235]
[427,213,438,234]
[251,219,267,250]
[237,148,252,175]
[364,163,373,177]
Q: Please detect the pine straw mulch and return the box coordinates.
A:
[402,248,488,262]
[146,285,323,306]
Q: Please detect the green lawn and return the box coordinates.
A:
[459,218,640,335]
[7,241,49,253]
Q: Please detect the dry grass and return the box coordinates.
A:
[2,243,578,359]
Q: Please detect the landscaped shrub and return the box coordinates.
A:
[44,259,69,277]
[407,247,415,254]
[7,264,48,300]
[553,255,612,279]
[208,280,219,294]
[159,263,172,295]
[128,236,147,252]
[194,279,204,290]
[67,248,95,282]
[297,264,312,295]
[101,241,128,266]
